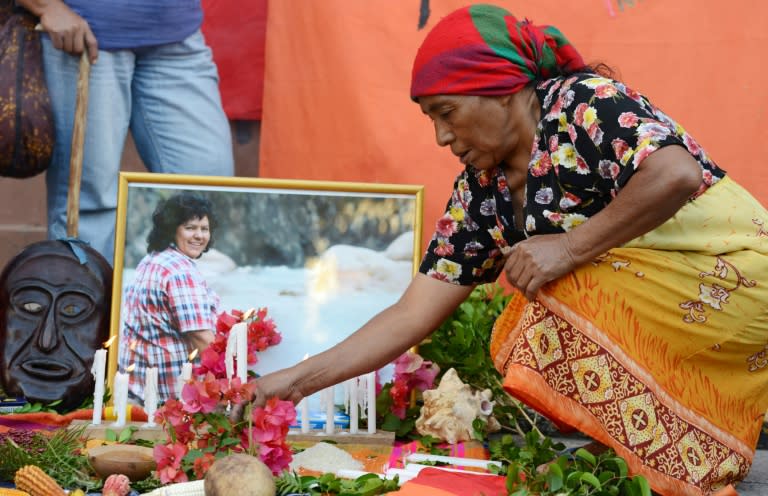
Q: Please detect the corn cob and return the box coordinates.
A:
[141,479,205,496]
[13,465,66,496]
[0,489,32,496]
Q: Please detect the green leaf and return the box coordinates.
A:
[605,456,628,478]
[631,475,652,496]
[380,412,403,432]
[104,429,118,442]
[580,472,602,489]
[117,426,135,443]
[545,462,564,491]
[573,447,597,467]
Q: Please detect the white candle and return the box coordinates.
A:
[144,367,158,426]
[225,325,237,380]
[325,385,335,435]
[177,362,193,399]
[366,371,376,434]
[113,371,129,427]
[300,396,311,433]
[349,377,359,434]
[235,322,248,382]
[90,349,106,425]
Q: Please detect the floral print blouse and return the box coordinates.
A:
[419,73,726,286]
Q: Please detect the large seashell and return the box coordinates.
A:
[415,368,501,444]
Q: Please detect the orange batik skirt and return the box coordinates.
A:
[490,177,768,496]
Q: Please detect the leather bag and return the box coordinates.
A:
[0,1,54,178]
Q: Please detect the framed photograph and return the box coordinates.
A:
[107,172,424,406]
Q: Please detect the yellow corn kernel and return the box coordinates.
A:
[0,489,32,496]
[13,465,66,496]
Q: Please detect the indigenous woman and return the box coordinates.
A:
[250,5,768,494]
[119,192,221,403]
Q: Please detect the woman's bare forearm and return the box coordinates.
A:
[565,145,702,264]
[290,274,473,398]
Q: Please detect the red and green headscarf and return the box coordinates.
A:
[410,4,586,99]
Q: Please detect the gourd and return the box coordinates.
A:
[13,465,66,496]
[204,454,276,496]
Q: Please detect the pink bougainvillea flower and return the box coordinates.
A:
[393,351,439,391]
[409,362,439,392]
[195,345,227,376]
[192,452,216,479]
[154,442,189,484]
[389,351,440,418]
[389,380,411,419]
[216,311,240,334]
[223,376,257,404]
[394,351,424,375]
[258,441,294,475]
[251,397,297,435]
[156,398,185,427]
[181,376,220,414]
[155,307,287,481]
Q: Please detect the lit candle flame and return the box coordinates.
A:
[103,335,116,348]
[188,349,199,361]
[303,353,309,361]
[242,308,256,321]
[129,339,138,352]
[126,363,136,373]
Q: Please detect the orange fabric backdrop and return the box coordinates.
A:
[260,0,768,249]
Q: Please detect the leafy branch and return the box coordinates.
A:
[276,471,400,496]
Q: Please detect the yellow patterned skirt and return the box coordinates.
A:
[490,176,768,496]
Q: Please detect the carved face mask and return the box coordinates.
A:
[0,241,111,410]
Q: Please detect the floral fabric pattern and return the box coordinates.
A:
[420,73,726,285]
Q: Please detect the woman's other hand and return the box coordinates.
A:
[502,233,577,300]
[502,145,703,301]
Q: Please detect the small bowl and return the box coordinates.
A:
[88,444,156,482]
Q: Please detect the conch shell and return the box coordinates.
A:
[415,368,501,444]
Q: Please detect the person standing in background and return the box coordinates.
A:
[15,0,234,265]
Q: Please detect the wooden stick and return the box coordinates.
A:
[66,53,91,238]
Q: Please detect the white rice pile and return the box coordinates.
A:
[290,442,364,473]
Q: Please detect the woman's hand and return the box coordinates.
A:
[502,233,577,300]
[253,368,305,406]
[503,146,703,302]
[229,367,304,422]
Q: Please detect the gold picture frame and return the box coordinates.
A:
[107,172,424,401]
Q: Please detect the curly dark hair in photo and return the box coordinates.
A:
[146,192,218,254]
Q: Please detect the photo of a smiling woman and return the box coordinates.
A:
[119,192,221,404]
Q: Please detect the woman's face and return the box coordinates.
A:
[175,216,211,259]
[418,92,530,170]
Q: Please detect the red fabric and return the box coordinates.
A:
[200,0,267,120]
[410,4,585,98]
[392,468,507,496]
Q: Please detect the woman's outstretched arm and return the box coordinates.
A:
[249,273,474,405]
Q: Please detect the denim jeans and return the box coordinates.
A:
[42,30,234,264]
